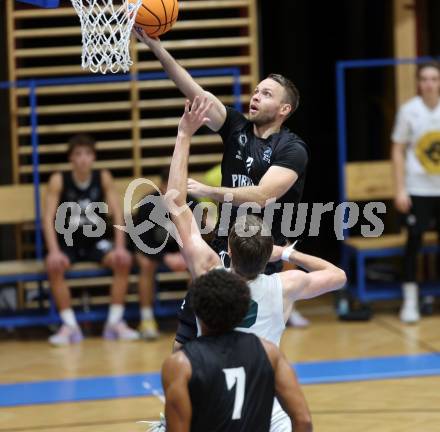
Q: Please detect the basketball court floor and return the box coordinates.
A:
[1,299,439,432]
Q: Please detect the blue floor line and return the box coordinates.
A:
[1,353,439,407]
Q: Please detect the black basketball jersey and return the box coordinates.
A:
[217,107,309,245]
[182,331,275,432]
[59,170,106,247]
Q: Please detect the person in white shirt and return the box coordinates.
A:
[165,97,346,431]
[391,61,440,323]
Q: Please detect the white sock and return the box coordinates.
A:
[141,307,154,321]
[60,309,78,328]
[402,282,418,307]
[107,304,124,325]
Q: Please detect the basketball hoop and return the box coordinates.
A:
[70,0,142,74]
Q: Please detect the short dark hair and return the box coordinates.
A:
[417,61,440,79]
[228,214,273,280]
[190,269,250,333]
[267,73,300,116]
[67,134,96,157]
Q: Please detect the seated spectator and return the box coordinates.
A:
[43,134,138,345]
[132,168,195,340]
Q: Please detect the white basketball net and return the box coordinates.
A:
[70,0,143,74]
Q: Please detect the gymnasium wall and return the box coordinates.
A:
[260,0,395,258]
[3,0,259,186]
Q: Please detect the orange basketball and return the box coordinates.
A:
[130,0,179,37]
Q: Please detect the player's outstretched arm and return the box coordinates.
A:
[261,339,313,432]
[165,97,221,278]
[43,172,63,255]
[188,165,298,207]
[101,171,126,247]
[43,173,71,272]
[133,29,226,132]
[279,248,347,302]
[101,170,131,266]
[162,352,192,432]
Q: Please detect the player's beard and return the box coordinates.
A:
[250,110,277,127]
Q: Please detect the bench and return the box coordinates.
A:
[342,161,440,303]
[0,176,198,328]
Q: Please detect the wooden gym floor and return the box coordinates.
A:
[1,298,439,432]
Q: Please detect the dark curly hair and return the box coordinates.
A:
[190,269,250,334]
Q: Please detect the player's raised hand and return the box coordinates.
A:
[132,26,161,49]
[187,178,212,199]
[178,96,213,138]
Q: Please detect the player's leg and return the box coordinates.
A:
[136,252,160,339]
[97,240,139,340]
[400,196,431,323]
[46,248,83,345]
[47,254,71,311]
[163,251,187,271]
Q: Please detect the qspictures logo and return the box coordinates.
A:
[55,179,386,253]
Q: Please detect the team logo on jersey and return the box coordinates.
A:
[238,133,248,147]
[263,148,272,164]
[245,156,254,172]
[236,133,247,160]
[415,131,440,174]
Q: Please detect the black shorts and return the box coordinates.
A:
[404,195,440,235]
[129,226,180,261]
[61,238,113,264]
[174,233,284,345]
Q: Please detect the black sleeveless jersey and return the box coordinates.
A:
[217,107,309,245]
[58,170,106,248]
[182,331,275,432]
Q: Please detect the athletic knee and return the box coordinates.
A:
[112,259,131,274]
[137,254,158,273]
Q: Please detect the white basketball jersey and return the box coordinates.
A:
[195,270,286,347]
[235,272,289,432]
[235,272,285,347]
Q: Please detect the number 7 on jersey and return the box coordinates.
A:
[223,367,246,420]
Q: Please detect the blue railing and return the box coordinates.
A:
[335,57,440,304]
[335,56,435,206]
[0,67,242,260]
[0,67,242,327]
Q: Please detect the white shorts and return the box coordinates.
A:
[270,398,291,432]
